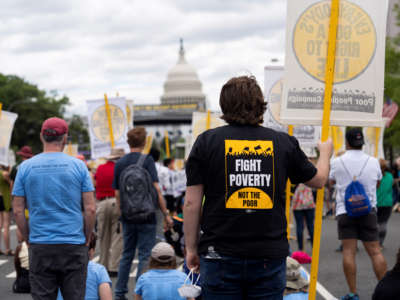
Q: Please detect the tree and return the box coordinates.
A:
[67,115,90,153]
[0,74,69,154]
[382,4,400,163]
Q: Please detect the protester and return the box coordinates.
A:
[134,242,192,300]
[149,147,170,242]
[95,148,125,277]
[57,233,112,300]
[376,159,394,247]
[329,128,387,300]
[292,183,315,252]
[10,146,34,243]
[184,76,333,299]
[283,257,309,300]
[10,146,34,185]
[163,158,177,213]
[0,165,13,255]
[113,127,173,300]
[12,117,96,300]
[372,247,400,300]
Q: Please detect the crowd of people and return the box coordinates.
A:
[0,75,398,300]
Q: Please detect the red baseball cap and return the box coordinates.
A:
[41,117,68,136]
[16,146,33,158]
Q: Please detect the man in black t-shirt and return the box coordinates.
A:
[184,76,333,299]
[113,127,173,300]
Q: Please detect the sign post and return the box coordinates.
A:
[206,110,211,130]
[104,94,115,149]
[286,125,294,240]
[374,127,380,158]
[309,0,339,299]
[165,131,170,158]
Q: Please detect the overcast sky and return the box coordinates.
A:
[1,0,287,115]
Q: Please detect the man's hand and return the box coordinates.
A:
[186,249,200,272]
[165,214,174,229]
[318,138,333,159]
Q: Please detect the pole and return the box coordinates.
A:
[374,127,380,158]
[104,94,115,148]
[165,131,170,158]
[143,135,153,154]
[309,0,339,299]
[206,110,211,130]
[286,125,294,240]
[67,142,73,156]
[0,102,2,119]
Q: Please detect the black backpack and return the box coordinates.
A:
[119,154,158,223]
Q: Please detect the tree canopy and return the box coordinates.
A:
[0,74,69,154]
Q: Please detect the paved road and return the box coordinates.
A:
[1,213,399,300]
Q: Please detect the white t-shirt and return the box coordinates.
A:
[155,162,171,196]
[329,150,382,216]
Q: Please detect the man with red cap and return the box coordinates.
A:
[10,145,33,184]
[12,117,96,300]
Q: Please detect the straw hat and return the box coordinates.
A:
[106,148,125,160]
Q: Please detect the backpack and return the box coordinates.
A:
[340,157,372,217]
[119,154,158,223]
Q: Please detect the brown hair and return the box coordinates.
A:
[148,257,176,270]
[219,76,266,125]
[379,159,388,173]
[127,127,146,148]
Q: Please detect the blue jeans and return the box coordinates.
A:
[200,254,286,300]
[293,209,315,250]
[115,221,156,297]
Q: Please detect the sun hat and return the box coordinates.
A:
[151,242,175,263]
[286,256,309,290]
[106,148,125,160]
[16,146,33,158]
[41,117,68,136]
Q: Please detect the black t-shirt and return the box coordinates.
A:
[372,269,400,300]
[186,124,317,259]
[112,152,159,224]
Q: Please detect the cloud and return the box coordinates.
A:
[0,0,287,114]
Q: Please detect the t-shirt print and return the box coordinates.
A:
[225,140,274,209]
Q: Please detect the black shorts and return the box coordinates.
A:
[0,195,5,212]
[337,210,379,242]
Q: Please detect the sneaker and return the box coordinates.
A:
[341,293,359,300]
[115,295,128,300]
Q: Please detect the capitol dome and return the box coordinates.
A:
[161,39,206,109]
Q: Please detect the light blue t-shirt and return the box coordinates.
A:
[284,292,308,300]
[57,261,111,300]
[12,152,94,244]
[135,269,187,300]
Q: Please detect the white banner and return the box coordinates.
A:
[263,66,287,132]
[281,0,388,127]
[0,111,18,166]
[363,120,386,159]
[264,66,319,156]
[87,97,130,159]
[188,112,226,157]
[63,144,79,157]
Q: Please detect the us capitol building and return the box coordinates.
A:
[134,40,208,158]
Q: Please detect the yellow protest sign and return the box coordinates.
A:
[293,0,376,83]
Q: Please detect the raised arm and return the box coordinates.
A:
[82,191,96,246]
